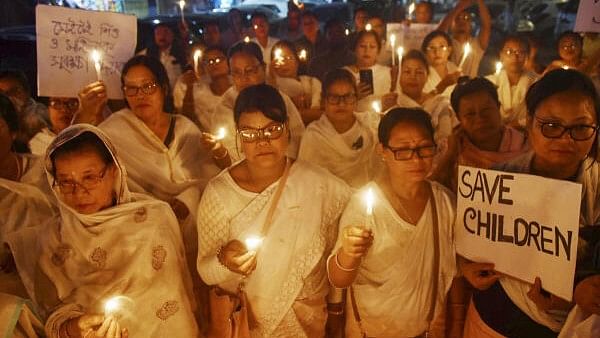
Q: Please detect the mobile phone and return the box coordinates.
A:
[359,69,374,95]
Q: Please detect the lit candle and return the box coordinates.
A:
[562,65,570,70]
[458,42,471,70]
[365,23,372,31]
[91,49,102,81]
[408,2,415,20]
[104,296,121,316]
[245,236,263,251]
[390,34,396,66]
[345,28,350,36]
[299,49,307,61]
[274,48,283,65]
[397,46,404,66]
[215,127,226,140]
[244,36,250,43]
[253,24,258,30]
[495,61,503,75]
[371,100,382,114]
[178,1,185,24]
[364,187,376,228]
[193,49,202,76]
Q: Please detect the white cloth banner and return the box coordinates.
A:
[35,5,137,99]
[574,0,600,33]
[386,23,438,52]
[456,165,581,301]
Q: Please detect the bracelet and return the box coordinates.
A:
[213,148,228,160]
[335,253,358,272]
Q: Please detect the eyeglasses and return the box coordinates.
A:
[502,48,526,57]
[326,93,357,105]
[49,99,79,110]
[535,117,598,141]
[426,45,449,53]
[231,64,262,78]
[204,57,223,66]
[560,43,579,51]
[457,13,473,21]
[386,145,437,161]
[123,82,159,97]
[237,123,285,143]
[54,165,109,195]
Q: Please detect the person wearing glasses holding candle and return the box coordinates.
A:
[422,30,461,98]
[197,84,351,337]
[6,125,198,338]
[298,69,379,188]
[485,35,539,129]
[459,69,600,337]
[328,107,460,338]
[397,49,454,143]
[210,42,305,161]
[269,40,322,125]
[545,31,600,76]
[29,97,79,156]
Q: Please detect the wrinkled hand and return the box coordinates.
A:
[574,275,600,315]
[219,240,257,276]
[341,225,374,259]
[460,261,500,290]
[65,314,128,338]
[77,81,108,124]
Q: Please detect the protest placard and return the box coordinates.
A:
[574,0,600,33]
[386,23,437,52]
[456,165,581,301]
[36,5,137,99]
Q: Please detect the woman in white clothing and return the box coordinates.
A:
[197,84,351,337]
[298,68,379,188]
[328,107,459,338]
[422,31,461,98]
[269,40,322,125]
[397,49,454,142]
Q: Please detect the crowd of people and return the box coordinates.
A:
[1,0,600,337]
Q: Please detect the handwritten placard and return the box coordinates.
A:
[36,5,137,99]
[456,166,581,301]
[386,23,437,52]
[574,0,600,33]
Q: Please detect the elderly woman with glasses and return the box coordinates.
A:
[197,84,351,337]
[328,107,460,338]
[460,69,600,338]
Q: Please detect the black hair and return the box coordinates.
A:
[322,68,358,102]
[421,30,452,53]
[500,34,530,55]
[203,46,227,57]
[50,131,114,177]
[234,84,287,124]
[146,24,187,69]
[301,10,318,21]
[228,41,265,65]
[378,107,435,145]
[0,70,30,95]
[557,31,583,47]
[451,77,500,114]
[0,93,19,133]
[417,1,434,11]
[251,12,268,23]
[352,30,382,51]
[401,49,429,72]
[121,55,174,113]
[353,6,368,18]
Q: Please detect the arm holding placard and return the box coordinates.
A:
[459,256,501,290]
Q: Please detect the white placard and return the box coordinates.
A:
[386,23,437,52]
[36,5,137,99]
[456,166,581,301]
[574,0,600,33]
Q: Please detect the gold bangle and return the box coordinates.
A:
[213,148,228,160]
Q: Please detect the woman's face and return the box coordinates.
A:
[54,147,118,214]
[558,36,582,63]
[204,49,229,79]
[425,36,451,67]
[237,111,288,168]
[324,80,357,125]
[49,97,78,134]
[379,122,435,183]
[272,45,299,78]
[230,53,266,92]
[0,116,14,158]
[457,90,503,147]
[500,39,527,74]
[355,34,380,68]
[400,58,428,96]
[528,90,597,171]
[123,65,165,121]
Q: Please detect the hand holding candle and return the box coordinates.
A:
[91,49,102,82]
[458,42,471,71]
[193,49,202,77]
[397,46,404,66]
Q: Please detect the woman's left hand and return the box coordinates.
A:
[527,277,572,311]
[574,275,600,315]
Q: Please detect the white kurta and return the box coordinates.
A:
[298,114,380,188]
[173,76,225,130]
[424,62,459,98]
[331,182,457,338]
[486,70,538,127]
[396,91,455,142]
[29,128,56,157]
[197,160,351,337]
[252,37,280,65]
[273,75,322,109]
[208,87,306,161]
[345,64,393,113]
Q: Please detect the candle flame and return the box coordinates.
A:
[365,23,372,31]
[389,34,396,47]
[245,236,263,251]
[244,36,250,43]
[254,24,258,30]
[408,3,415,15]
[371,100,381,114]
[299,49,307,60]
[365,188,375,216]
[215,127,226,140]
[495,61,503,75]
[463,42,471,57]
[104,296,121,316]
[345,29,350,36]
[91,49,101,63]
[178,0,185,10]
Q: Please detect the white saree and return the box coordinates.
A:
[297,114,380,188]
[396,90,455,142]
[486,70,538,127]
[272,75,322,110]
[331,182,457,338]
[344,64,393,113]
[197,160,351,337]
[173,78,224,131]
[6,125,199,337]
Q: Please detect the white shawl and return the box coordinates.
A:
[486,70,538,127]
[173,76,223,130]
[273,75,322,109]
[29,128,56,157]
[424,62,458,98]
[396,91,455,142]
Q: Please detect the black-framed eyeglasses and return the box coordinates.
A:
[49,99,79,110]
[326,93,357,105]
[123,82,159,97]
[426,45,449,53]
[53,165,110,195]
[386,145,437,161]
[204,57,223,66]
[237,123,286,143]
[535,117,598,141]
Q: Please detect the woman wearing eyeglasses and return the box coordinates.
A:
[6,125,198,338]
[545,31,600,76]
[460,69,600,338]
[298,68,379,188]
[422,31,461,98]
[327,107,459,338]
[397,49,455,143]
[269,40,322,125]
[29,97,80,156]
[173,46,232,130]
[485,35,538,129]
[197,84,351,337]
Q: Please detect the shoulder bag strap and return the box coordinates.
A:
[259,159,291,236]
[427,182,441,323]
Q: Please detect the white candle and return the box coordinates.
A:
[91,49,102,81]
[193,49,202,76]
[397,46,404,66]
[245,236,263,251]
[253,24,258,30]
[215,127,226,140]
[104,296,121,316]
[390,34,396,66]
[495,61,503,75]
[178,1,185,24]
[408,3,415,20]
[299,49,307,61]
[274,48,283,65]
[458,42,471,70]
[371,100,382,114]
[345,29,350,36]
[365,187,375,216]
[244,36,250,43]
[365,23,372,31]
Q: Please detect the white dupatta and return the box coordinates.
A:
[424,62,458,98]
[486,70,538,126]
[396,91,455,142]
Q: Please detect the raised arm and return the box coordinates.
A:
[476,0,492,50]
[437,0,471,32]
